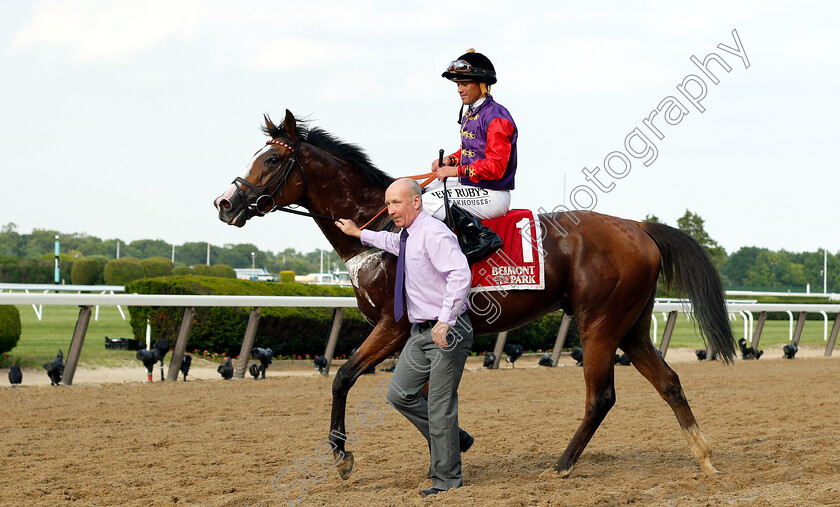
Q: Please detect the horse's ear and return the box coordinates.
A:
[283,109,296,139]
[263,114,278,139]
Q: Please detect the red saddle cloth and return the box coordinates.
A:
[470,209,545,291]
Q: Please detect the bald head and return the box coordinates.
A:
[389,178,422,199]
[385,178,423,228]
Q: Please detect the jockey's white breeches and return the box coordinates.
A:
[420,179,510,221]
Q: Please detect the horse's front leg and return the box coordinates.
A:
[329,320,409,480]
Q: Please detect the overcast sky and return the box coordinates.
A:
[2,1,838,256]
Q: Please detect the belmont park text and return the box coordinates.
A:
[490,265,537,284]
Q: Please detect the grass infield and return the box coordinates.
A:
[9,305,135,368]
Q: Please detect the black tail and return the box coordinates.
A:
[641,222,736,364]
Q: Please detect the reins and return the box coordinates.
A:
[235,138,439,230]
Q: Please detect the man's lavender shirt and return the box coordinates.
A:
[360,210,471,325]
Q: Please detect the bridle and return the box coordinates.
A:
[230,137,440,229]
[231,138,334,222]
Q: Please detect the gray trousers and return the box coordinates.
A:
[386,314,473,490]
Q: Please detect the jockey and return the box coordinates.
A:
[423,49,517,261]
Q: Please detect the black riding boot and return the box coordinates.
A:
[449,204,502,263]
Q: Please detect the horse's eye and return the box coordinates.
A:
[265,156,280,166]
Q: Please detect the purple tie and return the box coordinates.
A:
[394,228,409,321]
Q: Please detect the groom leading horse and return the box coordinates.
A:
[214,109,736,481]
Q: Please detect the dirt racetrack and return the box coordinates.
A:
[2,352,839,506]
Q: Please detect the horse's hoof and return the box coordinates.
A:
[540,467,571,479]
[337,451,355,480]
[700,462,720,475]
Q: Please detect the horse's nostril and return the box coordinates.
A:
[220,199,231,209]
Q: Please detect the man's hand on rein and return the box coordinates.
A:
[335,218,362,238]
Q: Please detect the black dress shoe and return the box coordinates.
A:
[459,429,475,453]
[420,487,446,497]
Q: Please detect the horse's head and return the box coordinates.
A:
[214,110,307,227]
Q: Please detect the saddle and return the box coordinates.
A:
[468,209,545,291]
[441,179,501,263]
[447,204,503,263]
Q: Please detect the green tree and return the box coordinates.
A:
[95,239,121,259]
[72,233,104,257]
[744,250,806,290]
[0,225,354,278]
[0,223,23,257]
[215,243,263,268]
[643,213,661,223]
[799,249,840,293]
[833,268,840,294]
[721,246,766,287]
[22,229,62,259]
[177,242,211,266]
[677,210,726,267]
[126,239,173,259]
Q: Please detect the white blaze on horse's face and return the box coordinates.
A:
[242,145,273,181]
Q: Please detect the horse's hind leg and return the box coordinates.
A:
[544,332,618,477]
[619,313,719,474]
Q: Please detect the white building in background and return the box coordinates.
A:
[295,270,351,286]
[234,268,276,281]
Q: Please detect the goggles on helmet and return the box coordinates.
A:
[446,60,472,73]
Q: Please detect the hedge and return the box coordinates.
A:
[125,276,374,357]
[0,305,22,355]
[140,257,174,278]
[279,270,295,283]
[477,312,579,353]
[125,275,579,358]
[0,257,73,284]
[172,264,236,278]
[104,257,145,285]
[71,257,105,285]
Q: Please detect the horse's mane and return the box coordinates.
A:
[262,115,394,190]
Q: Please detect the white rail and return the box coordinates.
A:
[3,294,840,313]
[0,283,126,321]
[0,293,359,307]
[1,294,837,385]
[727,290,840,301]
[0,283,125,292]
[653,302,840,313]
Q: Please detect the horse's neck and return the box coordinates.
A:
[301,149,389,262]
[315,220,378,263]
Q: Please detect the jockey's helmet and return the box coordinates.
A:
[442,49,497,85]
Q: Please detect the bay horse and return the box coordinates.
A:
[214,110,736,479]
